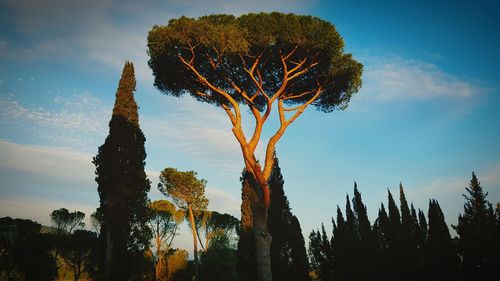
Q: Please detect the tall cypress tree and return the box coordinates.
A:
[386,190,402,281]
[268,156,310,281]
[94,61,151,281]
[352,183,377,281]
[453,172,498,281]
[399,184,419,280]
[288,216,310,281]
[236,171,256,281]
[424,200,460,281]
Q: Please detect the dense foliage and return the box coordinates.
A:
[93,61,151,281]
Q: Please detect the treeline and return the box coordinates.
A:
[309,173,500,281]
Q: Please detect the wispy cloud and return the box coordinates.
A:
[0,93,110,152]
[360,55,485,102]
[1,0,314,82]
[403,164,500,229]
[0,139,94,182]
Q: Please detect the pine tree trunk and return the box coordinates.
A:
[252,193,272,281]
[188,205,200,280]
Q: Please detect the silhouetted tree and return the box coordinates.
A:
[50,208,85,234]
[60,230,97,281]
[0,217,57,281]
[424,200,460,281]
[267,156,310,281]
[386,190,402,280]
[148,13,362,280]
[351,183,378,281]
[453,172,498,281]
[50,208,86,275]
[399,184,419,280]
[94,61,151,281]
[149,200,184,281]
[309,223,333,281]
[237,171,257,281]
[158,167,209,281]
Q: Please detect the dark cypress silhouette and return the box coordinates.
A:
[93,61,151,281]
[399,184,419,280]
[424,200,460,281]
[453,172,498,281]
[267,156,310,281]
[386,189,402,281]
[288,216,310,281]
[236,171,257,281]
[352,183,377,280]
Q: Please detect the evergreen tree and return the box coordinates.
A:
[399,184,419,280]
[417,209,427,248]
[267,156,310,281]
[453,172,498,281]
[386,190,402,281]
[424,200,460,281]
[352,183,377,281]
[237,171,257,281]
[289,216,310,281]
[373,203,390,280]
[94,61,151,281]
[331,206,348,281]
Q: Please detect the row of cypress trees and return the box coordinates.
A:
[309,174,500,281]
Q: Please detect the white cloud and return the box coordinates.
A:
[360,56,484,102]
[205,187,241,218]
[0,139,94,182]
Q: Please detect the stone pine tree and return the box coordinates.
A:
[93,61,151,281]
[267,156,310,281]
[424,200,460,281]
[453,172,498,281]
[148,13,362,281]
[158,167,209,281]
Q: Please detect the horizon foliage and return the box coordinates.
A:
[309,173,500,281]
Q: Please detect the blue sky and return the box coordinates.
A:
[1,0,499,251]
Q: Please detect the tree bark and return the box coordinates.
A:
[249,178,273,281]
[188,205,199,280]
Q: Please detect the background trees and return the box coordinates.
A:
[148,13,362,280]
[93,61,151,281]
[148,200,184,281]
[308,173,500,281]
[0,217,57,281]
[158,167,208,280]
